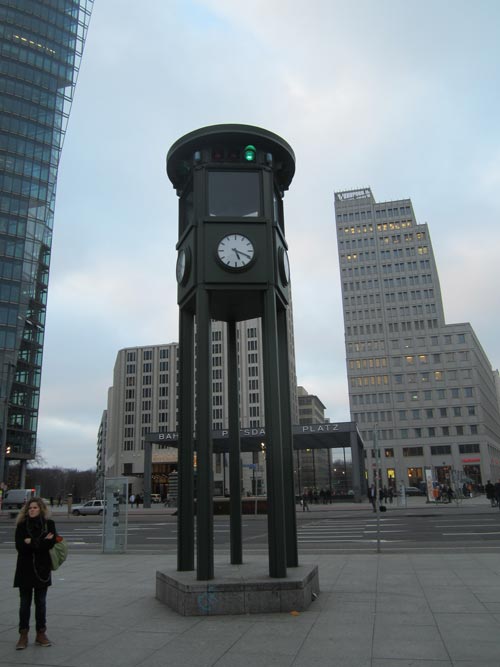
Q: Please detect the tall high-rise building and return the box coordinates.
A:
[102,318,299,498]
[335,187,500,490]
[296,386,330,492]
[0,0,94,481]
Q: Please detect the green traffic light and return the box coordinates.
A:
[243,145,256,162]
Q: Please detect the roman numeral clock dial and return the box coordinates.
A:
[217,234,255,270]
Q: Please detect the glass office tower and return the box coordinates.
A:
[0,0,94,481]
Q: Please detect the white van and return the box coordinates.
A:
[2,488,35,510]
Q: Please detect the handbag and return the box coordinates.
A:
[50,535,68,570]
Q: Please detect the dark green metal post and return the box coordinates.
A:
[178,308,194,571]
[196,288,214,580]
[262,290,287,578]
[227,321,242,564]
[277,307,298,568]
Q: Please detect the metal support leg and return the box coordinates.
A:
[196,288,214,580]
[277,307,298,568]
[262,291,287,578]
[227,321,242,564]
[178,308,194,571]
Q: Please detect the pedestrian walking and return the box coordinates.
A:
[494,480,500,510]
[369,484,376,512]
[129,494,135,507]
[13,497,57,650]
[485,480,495,507]
[301,490,309,512]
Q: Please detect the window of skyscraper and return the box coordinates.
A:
[459,444,480,454]
[403,447,423,456]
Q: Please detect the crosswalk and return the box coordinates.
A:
[297,517,407,544]
[2,513,500,553]
[296,514,500,549]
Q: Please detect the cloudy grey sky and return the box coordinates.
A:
[37,0,500,469]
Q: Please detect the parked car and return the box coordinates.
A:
[71,500,105,516]
[404,486,424,496]
[151,494,161,503]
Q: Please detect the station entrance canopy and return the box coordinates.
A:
[146,421,363,452]
[144,422,365,502]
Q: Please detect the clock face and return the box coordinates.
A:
[176,248,190,285]
[217,234,255,270]
[278,247,290,286]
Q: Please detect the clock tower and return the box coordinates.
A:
[167,124,296,580]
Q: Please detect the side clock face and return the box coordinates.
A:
[217,234,255,270]
[278,246,290,286]
[176,247,190,285]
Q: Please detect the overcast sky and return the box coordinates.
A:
[36,0,500,469]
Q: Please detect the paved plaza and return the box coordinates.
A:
[1,504,500,667]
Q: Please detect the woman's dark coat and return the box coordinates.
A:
[13,518,56,589]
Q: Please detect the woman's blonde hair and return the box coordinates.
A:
[16,496,50,525]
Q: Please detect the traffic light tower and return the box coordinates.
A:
[167,124,297,581]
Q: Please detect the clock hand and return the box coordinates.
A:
[232,248,241,260]
[236,250,252,259]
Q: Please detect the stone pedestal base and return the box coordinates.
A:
[156,561,319,616]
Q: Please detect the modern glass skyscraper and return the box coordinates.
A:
[0,0,94,482]
[335,188,500,491]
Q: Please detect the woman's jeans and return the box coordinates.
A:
[19,587,47,632]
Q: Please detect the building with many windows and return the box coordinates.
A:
[335,187,500,490]
[101,317,299,499]
[296,386,329,492]
[0,0,94,482]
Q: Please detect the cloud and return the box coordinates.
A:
[32,0,500,469]
[37,417,99,470]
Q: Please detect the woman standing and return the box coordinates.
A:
[13,497,56,650]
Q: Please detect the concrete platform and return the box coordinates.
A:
[2,549,500,665]
[156,561,319,616]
